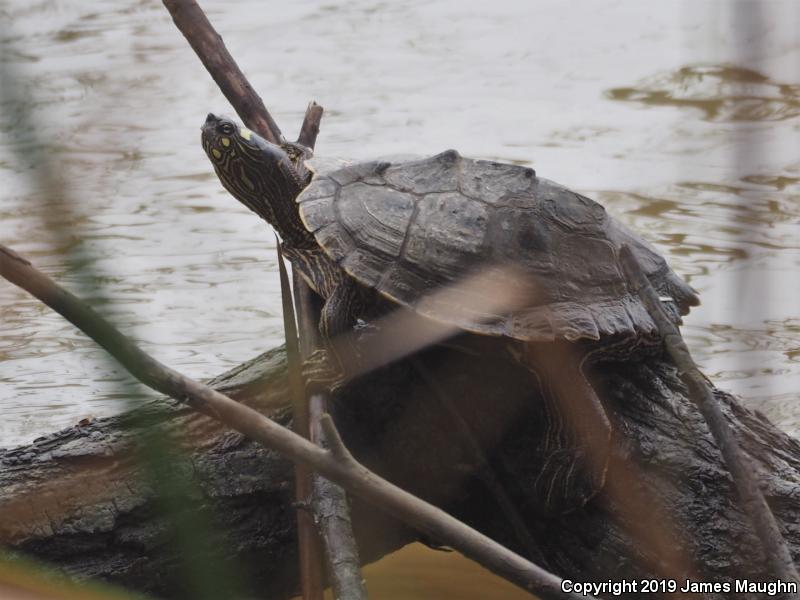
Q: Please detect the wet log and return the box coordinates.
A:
[1,341,799,600]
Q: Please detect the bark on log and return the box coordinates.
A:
[1,342,799,599]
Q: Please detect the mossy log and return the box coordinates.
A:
[1,342,799,599]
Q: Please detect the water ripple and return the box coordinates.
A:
[608,65,800,122]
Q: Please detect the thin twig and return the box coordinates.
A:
[0,243,591,600]
[277,241,304,421]
[619,244,800,588]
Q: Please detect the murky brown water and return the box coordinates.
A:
[1,0,799,597]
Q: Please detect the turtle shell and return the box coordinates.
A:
[297,150,698,344]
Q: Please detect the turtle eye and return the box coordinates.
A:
[220,123,234,135]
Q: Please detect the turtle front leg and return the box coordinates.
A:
[302,279,366,393]
[520,342,613,514]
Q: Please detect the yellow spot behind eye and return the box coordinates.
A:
[239,127,252,140]
[221,137,230,147]
[212,148,222,159]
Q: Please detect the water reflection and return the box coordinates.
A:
[741,174,800,190]
[607,65,800,122]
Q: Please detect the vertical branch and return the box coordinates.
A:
[278,246,326,600]
[297,102,324,149]
[293,100,367,600]
[293,251,368,600]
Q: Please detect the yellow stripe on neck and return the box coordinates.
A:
[239,127,253,140]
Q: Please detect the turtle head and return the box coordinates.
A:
[200,113,314,247]
[200,113,259,165]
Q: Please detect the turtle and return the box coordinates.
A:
[200,113,699,512]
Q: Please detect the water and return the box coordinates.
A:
[1,0,798,597]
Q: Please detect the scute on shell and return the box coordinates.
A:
[297,150,698,344]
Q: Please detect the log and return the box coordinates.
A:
[2,340,799,599]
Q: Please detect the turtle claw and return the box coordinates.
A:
[302,349,346,395]
[533,447,607,514]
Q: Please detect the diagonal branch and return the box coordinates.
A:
[620,244,800,588]
[0,243,593,600]
[163,0,283,144]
